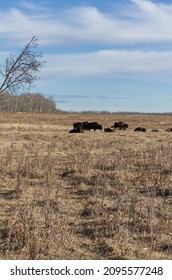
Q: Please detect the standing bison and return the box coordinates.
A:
[84,122,102,131]
[111,122,128,130]
[73,122,83,130]
[73,121,88,130]
[82,121,89,130]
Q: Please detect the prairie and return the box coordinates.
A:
[0,112,171,260]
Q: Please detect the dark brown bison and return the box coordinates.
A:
[73,122,83,130]
[111,122,128,130]
[134,127,146,132]
[84,122,103,131]
[152,129,158,132]
[123,123,128,130]
[166,128,172,132]
[104,127,114,132]
[111,121,124,129]
[73,121,88,130]
[82,121,89,130]
[69,128,84,133]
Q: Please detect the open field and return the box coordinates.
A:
[0,112,172,260]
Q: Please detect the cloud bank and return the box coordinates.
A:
[0,0,172,46]
[43,49,172,78]
[0,0,172,79]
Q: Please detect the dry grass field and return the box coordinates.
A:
[0,111,171,260]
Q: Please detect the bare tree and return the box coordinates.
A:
[0,92,57,113]
[0,36,45,96]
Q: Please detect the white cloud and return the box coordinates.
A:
[42,49,172,78]
[1,0,172,47]
[1,1,172,81]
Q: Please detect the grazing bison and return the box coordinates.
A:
[84,122,102,131]
[134,127,146,132]
[69,128,83,133]
[166,128,172,132]
[152,129,158,132]
[104,127,114,132]
[111,122,128,130]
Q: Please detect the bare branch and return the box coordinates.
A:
[0,36,45,95]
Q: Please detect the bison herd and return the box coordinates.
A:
[69,121,129,133]
[69,121,172,133]
[69,121,139,133]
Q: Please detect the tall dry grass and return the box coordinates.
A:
[0,112,171,259]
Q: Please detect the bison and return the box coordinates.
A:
[123,123,128,130]
[166,128,172,132]
[152,129,158,132]
[84,122,102,131]
[73,122,83,130]
[69,128,84,133]
[73,121,88,130]
[111,122,128,130]
[104,127,114,132]
[82,121,89,130]
[134,127,146,132]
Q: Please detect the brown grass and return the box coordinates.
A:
[0,112,171,260]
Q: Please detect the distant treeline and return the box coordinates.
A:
[0,92,171,114]
[69,110,172,115]
[0,92,60,113]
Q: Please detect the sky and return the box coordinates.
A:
[1,0,172,112]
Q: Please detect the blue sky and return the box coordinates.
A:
[1,0,172,112]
